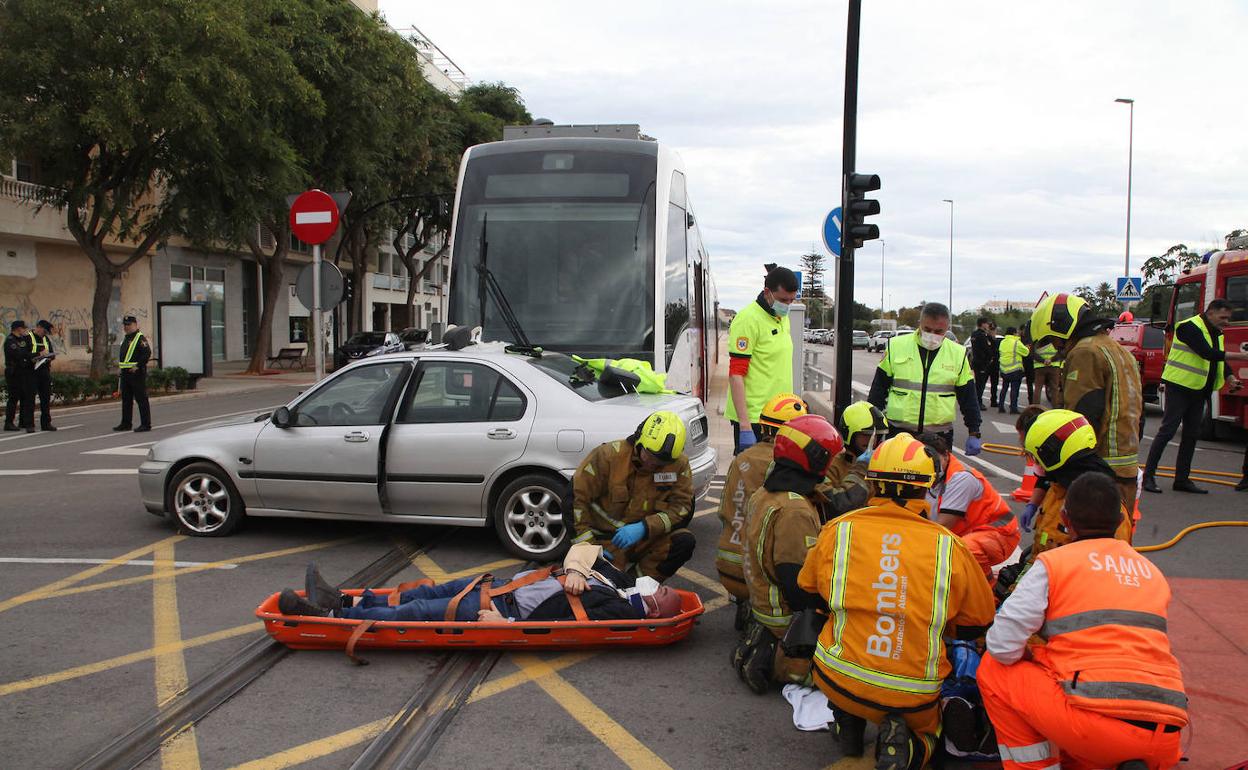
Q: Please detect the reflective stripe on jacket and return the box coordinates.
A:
[1033,538,1188,726]
[1162,315,1224,392]
[998,335,1029,374]
[715,441,772,597]
[571,439,693,544]
[877,332,973,435]
[119,332,145,370]
[743,487,820,630]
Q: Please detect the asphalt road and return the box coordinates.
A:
[1,360,1244,769]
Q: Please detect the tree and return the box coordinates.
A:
[798,250,827,303]
[1073,282,1121,318]
[0,0,293,376]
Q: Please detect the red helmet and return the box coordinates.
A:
[773,414,844,477]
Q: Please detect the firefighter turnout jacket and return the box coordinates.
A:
[716,441,773,600]
[1061,331,1144,483]
[798,497,995,715]
[815,450,871,520]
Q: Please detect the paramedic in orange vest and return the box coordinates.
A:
[979,471,1187,770]
[796,433,996,769]
[917,432,1020,580]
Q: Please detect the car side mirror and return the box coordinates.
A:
[271,406,292,429]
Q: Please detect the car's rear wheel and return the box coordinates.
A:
[492,473,572,562]
[168,462,244,537]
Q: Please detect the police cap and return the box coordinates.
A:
[10,320,27,331]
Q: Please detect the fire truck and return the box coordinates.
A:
[1159,235,1248,436]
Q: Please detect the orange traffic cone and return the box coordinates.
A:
[1011,456,1037,502]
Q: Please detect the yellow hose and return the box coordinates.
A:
[1136,521,1248,552]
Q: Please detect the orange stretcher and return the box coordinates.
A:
[256,575,705,661]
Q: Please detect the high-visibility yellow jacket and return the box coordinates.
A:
[1162,315,1225,392]
[998,334,1029,375]
[876,332,974,435]
[798,498,995,713]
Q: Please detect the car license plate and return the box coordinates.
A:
[688,417,705,443]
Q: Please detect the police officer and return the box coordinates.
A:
[4,320,36,433]
[114,315,152,432]
[30,320,56,431]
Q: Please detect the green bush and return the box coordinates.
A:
[165,366,190,390]
[148,368,169,392]
[50,373,83,403]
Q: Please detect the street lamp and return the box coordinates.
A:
[942,199,954,311]
[1115,98,1134,279]
[879,240,885,322]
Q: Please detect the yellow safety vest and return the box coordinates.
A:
[998,335,1028,374]
[29,333,49,356]
[119,332,144,370]
[878,332,972,435]
[1033,342,1060,367]
[1163,315,1224,391]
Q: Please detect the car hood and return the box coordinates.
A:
[149,417,266,460]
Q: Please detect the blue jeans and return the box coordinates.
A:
[1000,371,1024,411]
[340,576,503,622]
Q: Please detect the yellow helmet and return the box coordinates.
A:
[759,393,808,437]
[1023,408,1097,471]
[1029,293,1087,343]
[866,433,941,493]
[633,410,687,462]
[840,401,888,447]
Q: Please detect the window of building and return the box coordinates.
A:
[70,328,90,347]
[289,233,310,253]
[171,263,226,359]
[289,317,309,344]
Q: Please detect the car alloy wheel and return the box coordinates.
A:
[168,462,244,537]
[493,474,571,561]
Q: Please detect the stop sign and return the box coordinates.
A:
[288,189,340,245]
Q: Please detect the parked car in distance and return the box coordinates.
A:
[868,330,896,352]
[398,327,430,349]
[138,343,717,562]
[1110,322,1166,403]
[333,331,405,370]
[852,330,871,349]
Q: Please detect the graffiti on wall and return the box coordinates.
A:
[0,301,148,352]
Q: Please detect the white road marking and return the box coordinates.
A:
[70,468,140,475]
[0,557,236,569]
[0,424,82,443]
[82,441,155,456]
[0,469,55,476]
[0,405,281,456]
[990,421,1016,434]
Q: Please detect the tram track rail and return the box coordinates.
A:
[74,529,444,770]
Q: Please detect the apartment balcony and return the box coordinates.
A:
[370,273,409,292]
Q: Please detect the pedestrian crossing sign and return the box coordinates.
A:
[1116,276,1142,302]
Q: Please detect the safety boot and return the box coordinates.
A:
[874,713,915,770]
[3,423,18,431]
[940,696,977,752]
[831,708,866,757]
[278,588,331,617]
[305,563,349,610]
[732,598,750,632]
[740,630,777,695]
[732,619,764,676]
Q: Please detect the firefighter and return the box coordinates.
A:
[716,393,808,626]
[735,414,844,694]
[918,432,1020,580]
[570,411,695,582]
[1028,293,1143,514]
[797,433,996,769]
[814,400,886,517]
[980,471,1187,770]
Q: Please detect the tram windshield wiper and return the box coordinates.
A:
[477,213,541,357]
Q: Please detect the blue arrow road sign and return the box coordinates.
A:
[822,207,842,257]
[793,270,803,298]
[1116,276,1142,302]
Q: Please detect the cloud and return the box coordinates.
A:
[382,0,1248,313]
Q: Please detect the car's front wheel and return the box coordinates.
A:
[168,462,245,537]
[492,473,572,562]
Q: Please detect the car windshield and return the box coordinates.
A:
[347,332,387,346]
[853,331,869,337]
[525,353,612,402]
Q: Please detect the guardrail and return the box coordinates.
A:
[803,349,834,394]
[0,177,59,204]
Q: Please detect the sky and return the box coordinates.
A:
[380,0,1247,314]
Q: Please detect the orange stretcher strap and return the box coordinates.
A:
[556,575,590,622]
[387,578,434,607]
[445,574,488,621]
[345,619,377,665]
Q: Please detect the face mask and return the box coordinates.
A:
[919,331,944,350]
[772,300,791,317]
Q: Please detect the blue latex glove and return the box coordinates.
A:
[1019,502,1038,532]
[857,448,873,464]
[737,428,757,451]
[964,436,983,456]
[611,522,647,550]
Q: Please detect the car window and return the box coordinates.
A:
[347,332,386,346]
[400,361,527,423]
[526,354,610,402]
[292,363,407,427]
[1172,281,1203,325]
[1226,276,1248,323]
[1141,325,1166,348]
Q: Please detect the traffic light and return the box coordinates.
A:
[844,173,881,249]
[341,276,353,306]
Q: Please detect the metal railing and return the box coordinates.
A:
[399,25,470,89]
[803,348,834,394]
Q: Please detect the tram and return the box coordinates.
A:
[446,125,720,400]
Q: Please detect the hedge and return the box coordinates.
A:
[0,367,192,405]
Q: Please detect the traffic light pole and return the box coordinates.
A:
[834,0,862,420]
[313,243,324,381]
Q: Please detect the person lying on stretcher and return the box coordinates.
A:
[277,543,684,623]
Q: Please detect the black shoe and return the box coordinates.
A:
[133,425,151,433]
[874,713,914,770]
[1118,761,1148,770]
[305,563,348,611]
[1142,476,1163,494]
[113,424,132,431]
[1236,477,1248,492]
[997,407,1006,413]
[3,423,17,431]
[24,427,34,433]
[41,425,56,432]
[741,630,777,695]
[278,588,331,617]
[941,696,977,752]
[1172,480,1208,494]
[1010,407,1021,414]
[832,709,866,758]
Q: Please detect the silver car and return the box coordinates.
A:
[138,345,717,561]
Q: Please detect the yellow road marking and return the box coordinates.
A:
[410,553,523,583]
[0,623,260,698]
[675,566,730,598]
[513,654,674,769]
[824,757,875,769]
[152,542,201,769]
[0,534,185,614]
[228,651,595,770]
[34,536,361,603]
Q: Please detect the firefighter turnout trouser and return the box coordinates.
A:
[978,653,1182,770]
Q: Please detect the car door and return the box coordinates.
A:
[250,361,409,515]
[384,359,533,519]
